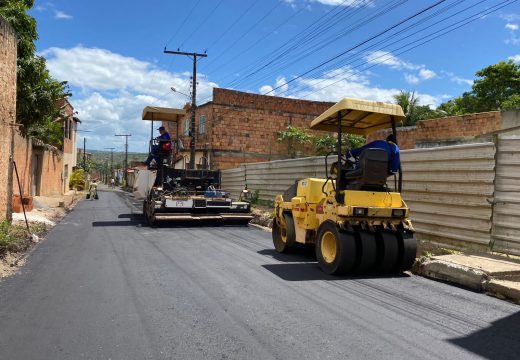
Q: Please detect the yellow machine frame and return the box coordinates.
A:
[272,98,416,275]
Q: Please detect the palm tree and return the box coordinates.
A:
[393,90,419,126]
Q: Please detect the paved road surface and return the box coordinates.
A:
[1,190,519,360]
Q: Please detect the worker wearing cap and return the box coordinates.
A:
[144,126,171,166]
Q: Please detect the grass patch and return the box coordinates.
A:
[0,220,48,256]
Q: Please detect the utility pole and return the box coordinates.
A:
[83,137,86,170]
[104,147,115,180]
[6,123,22,223]
[164,48,207,170]
[115,134,131,185]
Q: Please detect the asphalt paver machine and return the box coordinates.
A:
[272,98,417,275]
[140,106,252,226]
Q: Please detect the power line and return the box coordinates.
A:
[199,0,365,103]
[206,2,258,51]
[297,0,518,100]
[278,0,474,97]
[228,0,404,92]
[225,0,365,88]
[262,0,448,95]
[179,0,226,49]
[202,0,285,71]
[164,0,203,48]
[203,4,307,77]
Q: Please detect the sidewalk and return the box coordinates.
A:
[412,253,520,304]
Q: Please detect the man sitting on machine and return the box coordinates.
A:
[144,126,171,167]
[347,134,400,174]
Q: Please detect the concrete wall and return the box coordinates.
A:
[0,17,17,219]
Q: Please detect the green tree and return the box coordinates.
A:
[502,94,520,110]
[472,60,520,111]
[438,60,520,114]
[277,125,365,157]
[393,90,419,125]
[0,0,70,147]
[393,90,445,124]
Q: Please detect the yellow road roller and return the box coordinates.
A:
[272,98,416,275]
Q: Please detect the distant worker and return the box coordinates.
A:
[89,179,98,200]
[144,126,171,167]
[110,178,115,189]
[348,134,400,174]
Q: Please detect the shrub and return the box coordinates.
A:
[69,169,85,190]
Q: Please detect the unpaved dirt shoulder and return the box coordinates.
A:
[250,205,274,229]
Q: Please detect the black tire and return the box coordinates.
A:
[354,229,378,273]
[272,213,296,253]
[375,229,400,272]
[396,229,417,272]
[315,221,357,275]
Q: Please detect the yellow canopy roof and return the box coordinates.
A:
[310,98,405,135]
[141,106,186,122]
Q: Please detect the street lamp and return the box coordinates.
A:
[171,87,191,98]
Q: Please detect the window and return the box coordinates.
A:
[184,119,190,136]
[64,119,69,139]
[199,115,206,135]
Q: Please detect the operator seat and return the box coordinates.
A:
[343,148,389,191]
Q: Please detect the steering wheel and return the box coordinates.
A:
[329,153,357,176]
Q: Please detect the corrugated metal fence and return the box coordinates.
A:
[491,138,520,255]
[222,140,520,255]
[400,143,495,252]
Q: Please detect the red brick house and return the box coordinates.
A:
[164,88,334,170]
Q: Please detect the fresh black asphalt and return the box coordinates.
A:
[0,189,519,359]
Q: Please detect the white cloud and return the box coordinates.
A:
[269,67,442,108]
[54,10,73,20]
[419,68,436,80]
[42,46,217,152]
[440,71,473,87]
[404,74,420,85]
[502,13,520,22]
[259,85,274,94]
[510,54,520,63]
[284,0,371,7]
[365,50,419,70]
[505,21,520,45]
[275,77,289,93]
[260,77,289,95]
[366,50,437,84]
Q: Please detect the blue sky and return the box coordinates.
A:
[30,0,520,153]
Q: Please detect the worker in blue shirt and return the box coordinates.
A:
[144,126,171,166]
[348,134,400,174]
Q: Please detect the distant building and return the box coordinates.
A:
[58,98,81,193]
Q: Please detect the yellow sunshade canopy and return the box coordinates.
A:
[142,106,186,122]
[310,98,405,136]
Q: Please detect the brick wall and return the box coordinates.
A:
[167,88,334,170]
[367,112,501,149]
[0,17,17,219]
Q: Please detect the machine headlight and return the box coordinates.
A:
[353,207,368,216]
[392,209,405,217]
